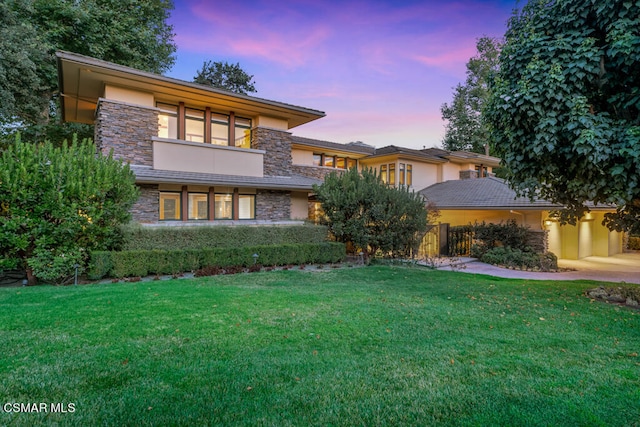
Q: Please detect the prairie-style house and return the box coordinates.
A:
[56,51,624,259]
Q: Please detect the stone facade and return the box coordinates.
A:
[252,127,293,177]
[131,184,159,223]
[459,170,479,180]
[526,229,549,254]
[291,164,345,180]
[95,99,158,166]
[256,190,291,221]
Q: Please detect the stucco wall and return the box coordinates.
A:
[153,139,264,177]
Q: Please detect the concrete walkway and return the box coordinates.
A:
[432,253,640,284]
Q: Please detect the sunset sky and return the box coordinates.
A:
[167,0,519,150]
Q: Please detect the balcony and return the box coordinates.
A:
[152,137,265,177]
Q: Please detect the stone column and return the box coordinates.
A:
[94,99,158,166]
[251,127,293,177]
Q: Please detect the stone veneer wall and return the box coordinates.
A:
[526,229,549,254]
[256,190,291,220]
[291,165,346,180]
[131,184,159,223]
[251,127,293,177]
[95,99,158,166]
[459,170,479,180]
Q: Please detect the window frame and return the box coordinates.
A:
[214,193,234,220]
[238,194,256,220]
[159,191,182,221]
[188,192,209,220]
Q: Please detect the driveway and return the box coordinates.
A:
[435,253,640,284]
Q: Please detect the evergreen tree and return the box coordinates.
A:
[313,168,429,257]
[194,61,257,95]
[441,36,502,153]
[0,135,139,284]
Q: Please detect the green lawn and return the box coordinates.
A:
[0,266,638,426]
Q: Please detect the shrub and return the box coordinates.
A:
[471,220,531,258]
[0,136,138,284]
[88,242,346,279]
[87,252,113,280]
[628,237,640,250]
[120,225,330,251]
[481,247,558,271]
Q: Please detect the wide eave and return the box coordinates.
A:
[56,51,325,128]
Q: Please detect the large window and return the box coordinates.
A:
[211,113,229,146]
[215,194,233,219]
[312,154,322,166]
[158,104,178,139]
[380,164,388,184]
[238,195,256,219]
[185,108,205,142]
[399,163,406,185]
[156,103,251,148]
[234,117,252,148]
[159,192,181,221]
[389,163,396,186]
[188,193,208,220]
[407,164,412,186]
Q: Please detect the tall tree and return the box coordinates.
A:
[441,36,502,153]
[313,168,429,257]
[193,60,257,95]
[486,0,640,232]
[0,135,139,285]
[0,0,176,142]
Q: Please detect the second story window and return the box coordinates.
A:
[234,117,252,148]
[158,103,178,139]
[185,108,205,142]
[211,113,229,146]
[389,163,396,185]
[380,164,388,184]
[157,102,252,148]
[312,154,322,166]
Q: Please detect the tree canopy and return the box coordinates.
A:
[486,0,640,232]
[0,135,139,284]
[441,36,502,154]
[0,0,176,142]
[193,60,257,95]
[313,168,429,257]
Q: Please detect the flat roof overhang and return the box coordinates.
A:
[56,51,325,128]
[131,166,322,191]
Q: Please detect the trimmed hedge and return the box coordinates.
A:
[480,247,558,271]
[120,225,330,251]
[88,242,346,279]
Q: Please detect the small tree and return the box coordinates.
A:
[313,168,429,257]
[0,135,139,284]
[193,60,257,95]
